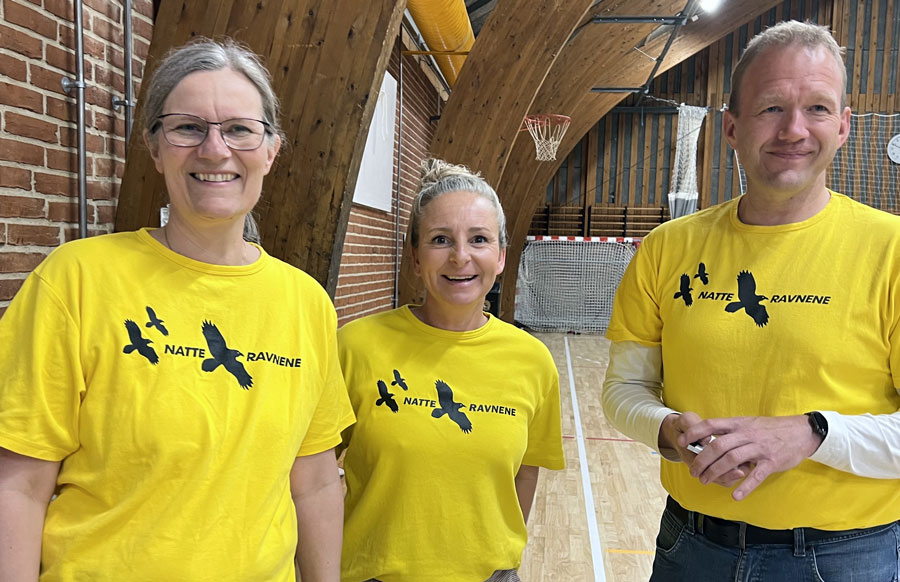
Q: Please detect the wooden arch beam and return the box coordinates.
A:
[396,0,595,306]
[116,0,406,295]
[498,0,784,320]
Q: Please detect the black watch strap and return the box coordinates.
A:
[805,411,828,439]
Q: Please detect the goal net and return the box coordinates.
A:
[830,113,900,213]
[515,237,638,334]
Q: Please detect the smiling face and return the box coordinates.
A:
[723,44,850,202]
[145,68,280,230]
[412,190,506,331]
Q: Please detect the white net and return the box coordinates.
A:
[667,105,708,219]
[515,238,638,334]
[830,113,900,213]
[524,114,571,161]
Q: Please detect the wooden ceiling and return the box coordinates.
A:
[118,0,786,314]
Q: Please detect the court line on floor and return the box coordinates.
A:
[564,336,606,582]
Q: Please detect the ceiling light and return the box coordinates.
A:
[699,0,723,13]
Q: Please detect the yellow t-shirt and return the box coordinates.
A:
[0,228,355,581]
[608,192,900,530]
[338,306,565,582]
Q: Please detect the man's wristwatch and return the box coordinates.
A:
[805,411,828,439]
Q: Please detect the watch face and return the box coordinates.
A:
[889,134,900,164]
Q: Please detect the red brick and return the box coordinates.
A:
[87,180,116,200]
[34,172,75,197]
[43,0,71,20]
[62,226,105,241]
[59,127,104,153]
[45,44,76,74]
[0,166,31,190]
[94,66,124,93]
[132,15,153,42]
[30,64,68,96]
[0,138,43,165]
[48,199,77,222]
[83,0,121,22]
[83,35,106,60]
[46,95,92,124]
[8,224,60,246]
[4,112,58,144]
[106,136,124,158]
[134,0,153,18]
[0,194,44,218]
[106,46,124,69]
[0,278,25,301]
[0,251,45,273]
[0,53,27,82]
[93,157,115,177]
[95,203,116,223]
[93,111,115,133]
[0,24,43,59]
[45,148,87,173]
[3,0,57,40]
[89,14,123,45]
[0,81,43,114]
[85,85,113,110]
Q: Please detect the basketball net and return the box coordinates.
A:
[523,114,571,161]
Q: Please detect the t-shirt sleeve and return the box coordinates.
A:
[296,301,356,457]
[606,237,663,346]
[521,346,565,470]
[0,270,83,461]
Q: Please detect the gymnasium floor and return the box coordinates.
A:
[519,333,668,582]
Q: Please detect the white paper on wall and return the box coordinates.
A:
[352,72,397,212]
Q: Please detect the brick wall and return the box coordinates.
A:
[334,39,443,326]
[0,0,154,316]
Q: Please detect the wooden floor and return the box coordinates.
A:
[519,333,668,582]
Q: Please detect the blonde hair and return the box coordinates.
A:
[409,158,507,248]
[729,20,846,116]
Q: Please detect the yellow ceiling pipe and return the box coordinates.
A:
[407,0,475,87]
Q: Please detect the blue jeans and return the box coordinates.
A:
[650,502,900,582]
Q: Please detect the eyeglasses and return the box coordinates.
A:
[154,113,272,151]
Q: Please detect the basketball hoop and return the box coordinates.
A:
[522,114,571,161]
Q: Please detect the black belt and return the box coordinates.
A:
[666,496,890,548]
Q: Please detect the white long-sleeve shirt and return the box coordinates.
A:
[602,340,900,478]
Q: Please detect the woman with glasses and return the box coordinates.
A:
[0,39,353,582]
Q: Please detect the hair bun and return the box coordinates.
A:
[419,158,481,190]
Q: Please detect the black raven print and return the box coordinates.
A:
[694,262,710,285]
[376,379,399,413]
[145,305,169,336]
[674,273,693,306]
[431,379,472,433]
[391,369,408,391]
[123,319,159,365]
[200,321,253,389]
[725,271,769,327]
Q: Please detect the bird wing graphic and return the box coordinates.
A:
[223,356,253,389]
[434,379,454,409]
[376,380,399,413]
[747,304,770,327]
[736,271,756,303]
[124,319,142,347]
[391,369,408,390]
[201,321,227,361]
[123,319,157,364]
[448,408,472,433]
[145,306,157,327]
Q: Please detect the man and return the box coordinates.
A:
[603,20,900,581]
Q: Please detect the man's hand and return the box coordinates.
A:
[678,415,824,501]
[659,412,748,486]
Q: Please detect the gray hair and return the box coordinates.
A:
[409,158,508,248]
[729,20,846,116]
[143,37,284,144]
